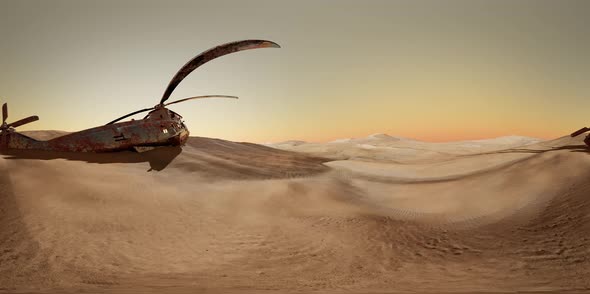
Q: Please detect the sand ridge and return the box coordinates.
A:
[1,133,589,293]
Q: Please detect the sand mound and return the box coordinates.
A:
[270,140,308,148]
[1,131,589,293]
[19,130,70,141]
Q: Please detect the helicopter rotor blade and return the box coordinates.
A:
[571,127,590,137]
[159,39,280,105]
[106,107,154,125]
[8,115,39,128]
[164,95,238,107]
[2,103,7,124]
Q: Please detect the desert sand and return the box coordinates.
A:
[1,131,589,293]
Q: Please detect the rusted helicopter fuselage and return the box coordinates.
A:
[0,39,280,153]
[6,106,189,152]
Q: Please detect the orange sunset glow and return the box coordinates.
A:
[1,0,588,143]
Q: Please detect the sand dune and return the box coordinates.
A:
[20,130,71,141]
[1,132,589,293]
[271,134,543,164]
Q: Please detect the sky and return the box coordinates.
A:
[0,0,589,143]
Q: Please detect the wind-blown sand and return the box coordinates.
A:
[1,132,589,293]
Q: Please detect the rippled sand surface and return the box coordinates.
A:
[1,133,589,293]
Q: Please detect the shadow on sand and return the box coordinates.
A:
[0,146,182,171]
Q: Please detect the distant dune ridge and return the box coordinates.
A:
[1,131,589,293]
[271,133,544,163]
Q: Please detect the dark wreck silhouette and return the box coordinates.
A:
[1,146,182,171]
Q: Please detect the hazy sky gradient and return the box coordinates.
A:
[1,0,589,142]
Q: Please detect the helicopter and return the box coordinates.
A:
[0,39,280,153]
[571,127,590,147]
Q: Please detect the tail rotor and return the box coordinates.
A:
[0,103,39,148]
[2,103,7,125]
